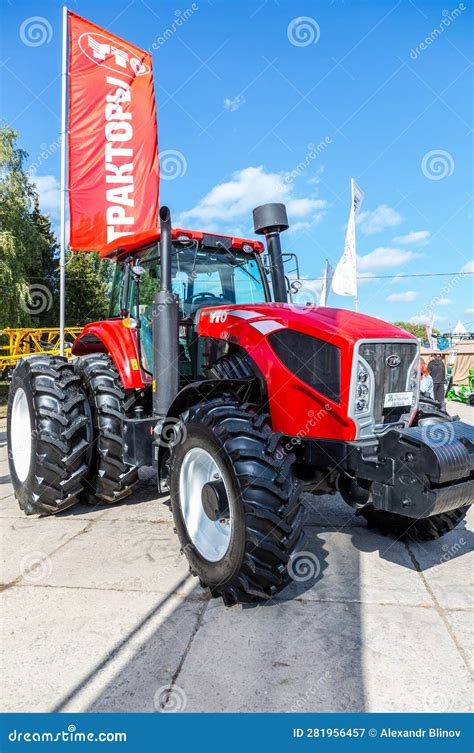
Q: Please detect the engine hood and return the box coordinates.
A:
[198,303,416,345]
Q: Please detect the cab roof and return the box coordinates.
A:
[99,227,264,260]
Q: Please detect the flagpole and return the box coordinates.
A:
[351,178,359,313]
[59,6,68,355]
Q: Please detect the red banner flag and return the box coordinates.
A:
[68,11,159,251]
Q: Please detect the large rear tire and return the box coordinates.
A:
[359,404,469,541]
[169,398,305,605]
[74,354,139,504]
[7,356,90,515]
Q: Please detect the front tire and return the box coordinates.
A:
[7,356,90,515]
[169,398,305,605]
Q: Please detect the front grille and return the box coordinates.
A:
[269,330,341,403]
[359,341,418,425]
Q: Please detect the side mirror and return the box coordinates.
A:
[132,265,146,279]
[289,279,302,295]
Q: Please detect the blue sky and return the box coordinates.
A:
[1,0,473,330]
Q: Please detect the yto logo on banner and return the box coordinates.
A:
[78,32,151,77]
[68,12,159,253]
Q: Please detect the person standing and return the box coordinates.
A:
[420,359,434,399]
[428,354,446,406]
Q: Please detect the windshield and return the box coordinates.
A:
[122,245,268,319]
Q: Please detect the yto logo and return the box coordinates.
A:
[78,33,150,77]
[209,310,228,324]
[386,354,401,368]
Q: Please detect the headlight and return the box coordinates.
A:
[407,358,420,409]
[354,362,371,413]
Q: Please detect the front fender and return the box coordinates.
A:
[71,319,146,389]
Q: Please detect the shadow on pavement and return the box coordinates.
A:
[67,485,367,713]
[350,514,473,571]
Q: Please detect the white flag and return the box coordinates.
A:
[319,259,334,307]
[331,179,364,299]
[425,314,437,349]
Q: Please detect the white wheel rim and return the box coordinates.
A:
[179,447,232,562]
[11,388,32,483]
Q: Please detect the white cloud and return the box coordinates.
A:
[460,260,474,273]
[32,174,61,217]
[435,297,452,306]
[465,308,474,316]
[357,204,403,235]
[409,314,447,325]
[177,166,327,231]
[357,247,422,272]
[386,290,417,303]
[288,221,312,234]
[393,230,431,245]
[287,197,327,217]
[224,95,245,112]
[391,274,404,284]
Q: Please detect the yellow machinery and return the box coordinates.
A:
[0,327,82,376]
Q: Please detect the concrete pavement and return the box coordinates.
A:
[1,402,472,713]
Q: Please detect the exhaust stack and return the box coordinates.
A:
[253,203,289,303]
[152,206,179,418]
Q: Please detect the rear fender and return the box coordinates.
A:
[71,320,146,389]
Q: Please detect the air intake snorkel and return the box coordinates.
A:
[253,203,289,303]
[152,206,180,419]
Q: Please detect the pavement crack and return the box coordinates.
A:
[1,511,109,592]
[405,541,472,675]
[160,594,210,710]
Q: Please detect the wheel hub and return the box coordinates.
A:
[179,447,232,562]
[10,388,32,483]
[201,480,228,521]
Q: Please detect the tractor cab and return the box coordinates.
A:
[108,230,271,382]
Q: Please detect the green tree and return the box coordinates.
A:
[0,124,57,328]
[64,251,113,326]
[394,321,441,341]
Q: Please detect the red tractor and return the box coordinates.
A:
[7,203,473,605]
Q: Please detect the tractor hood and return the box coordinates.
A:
[197,303,416,347]
[197,303,418,443]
